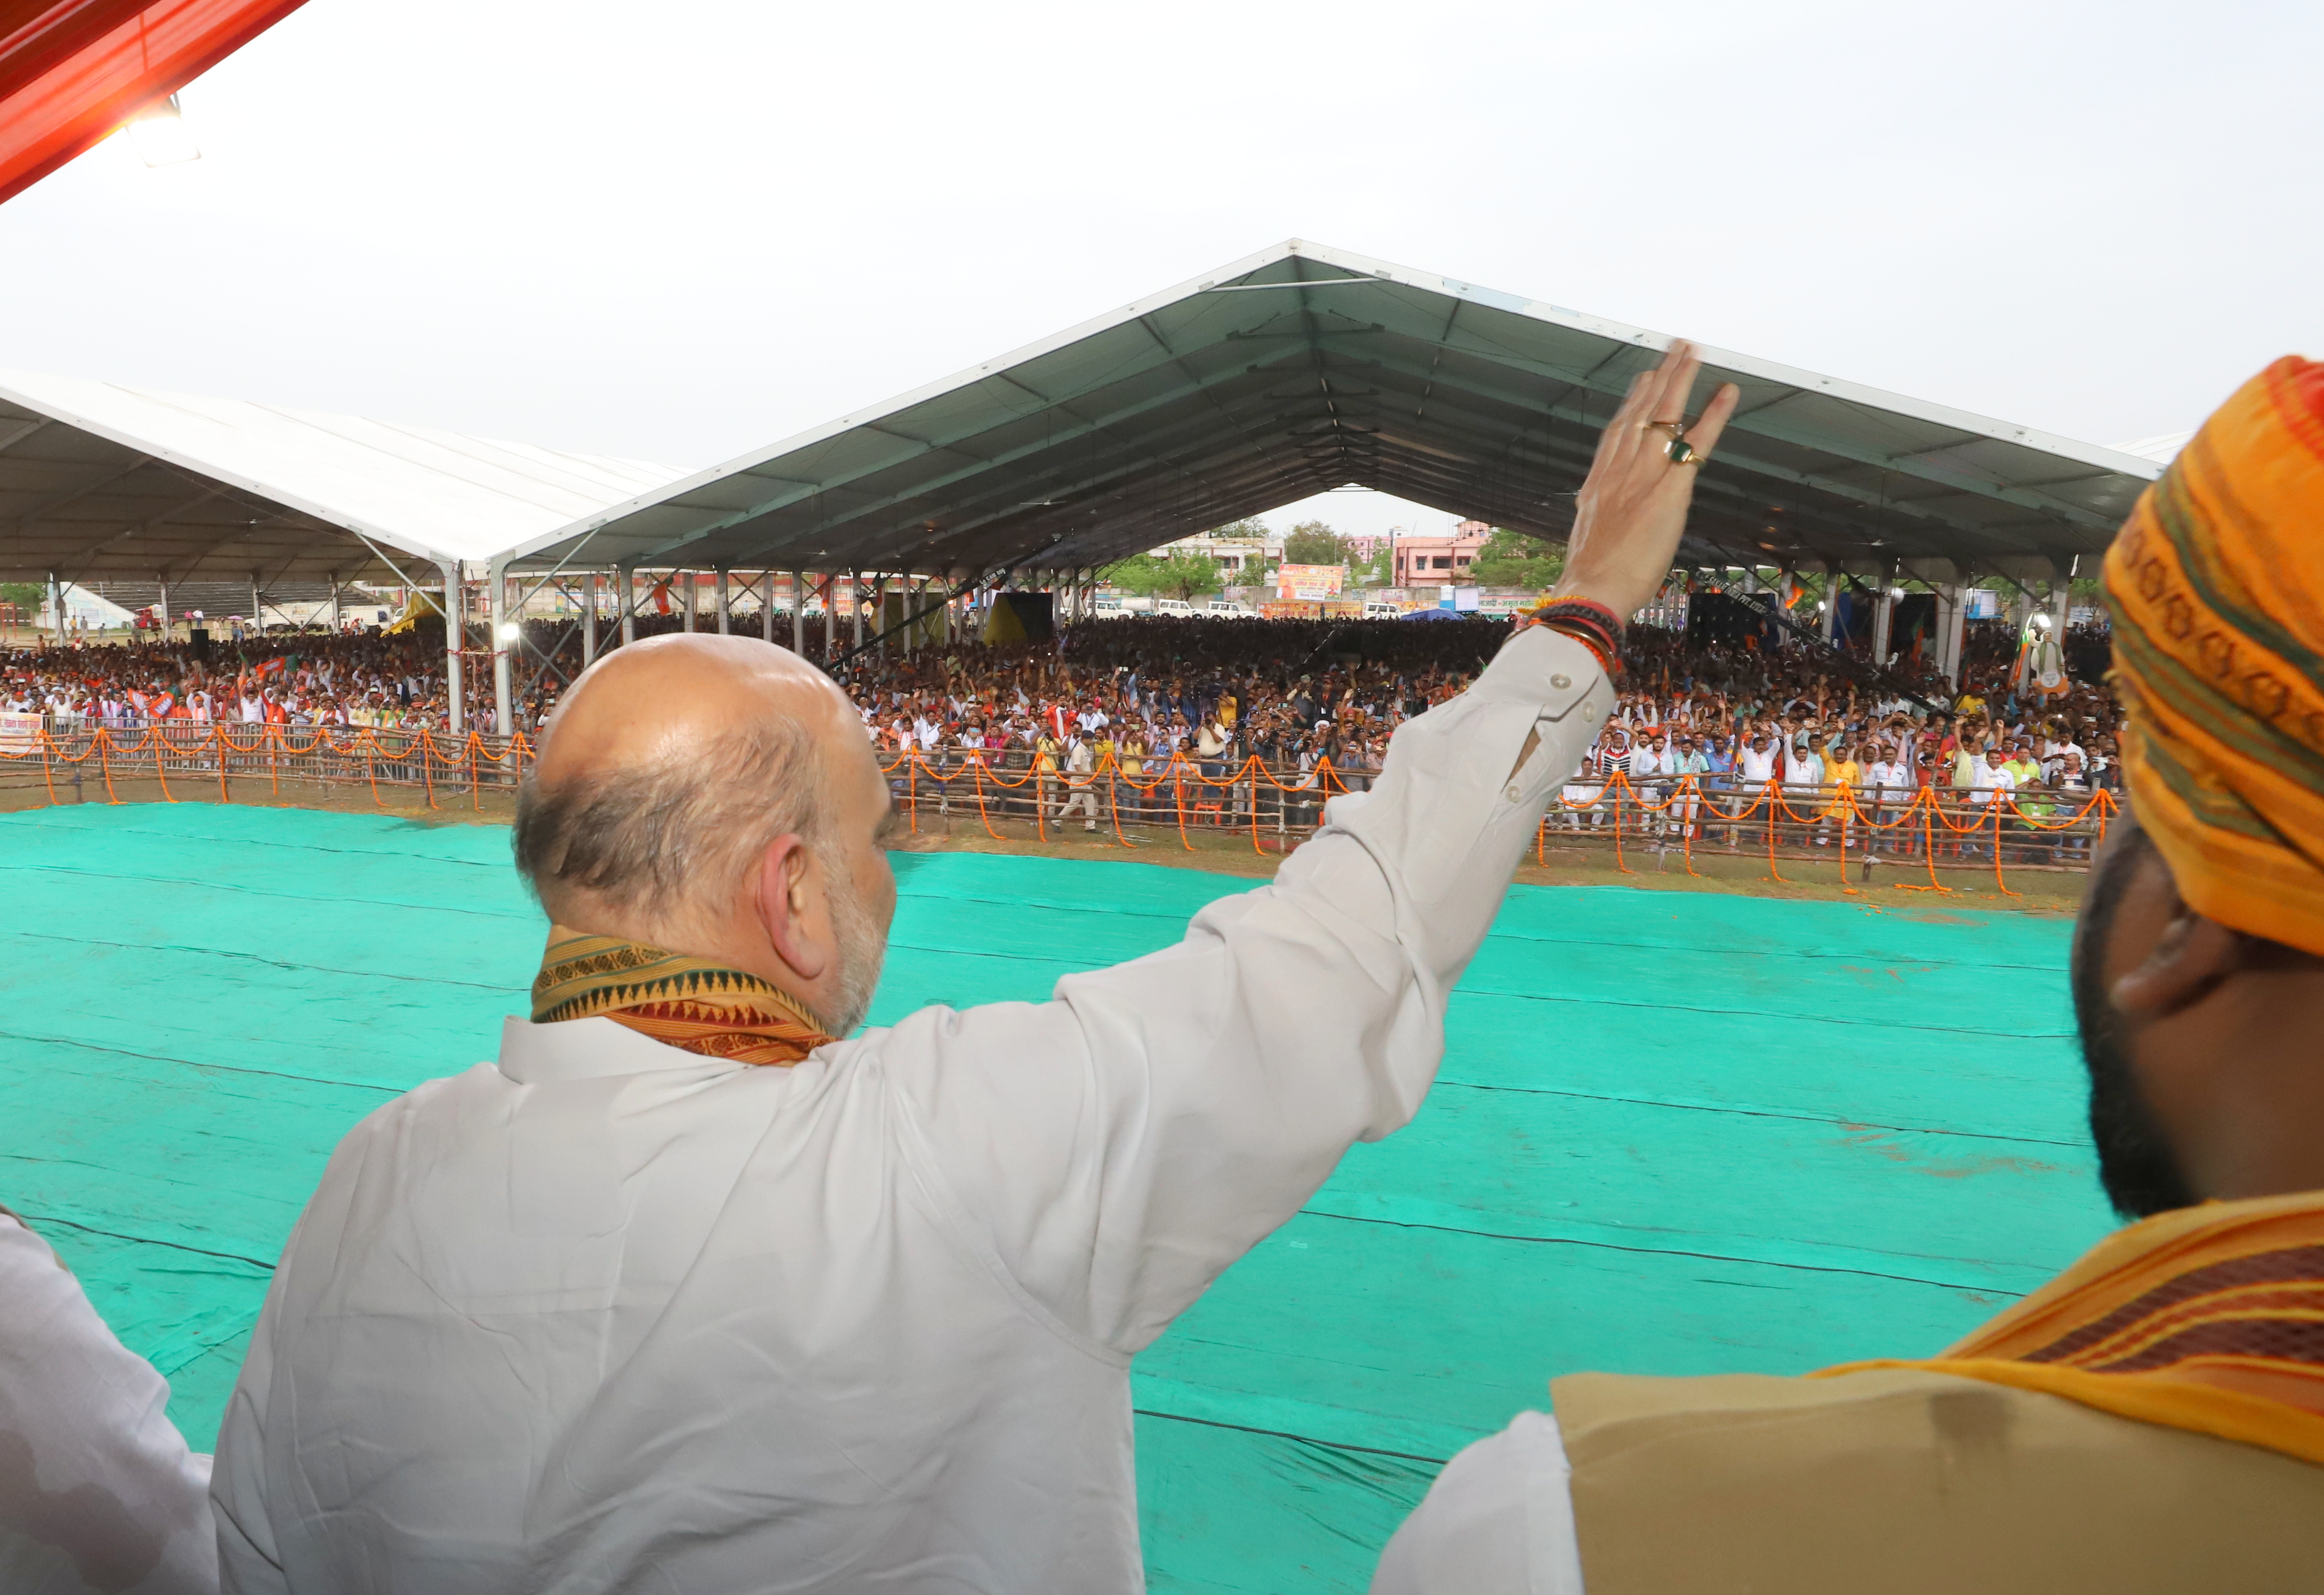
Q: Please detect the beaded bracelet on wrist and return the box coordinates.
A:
[1515,597,1624,677]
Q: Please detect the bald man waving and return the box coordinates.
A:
[209,348,1739,1593]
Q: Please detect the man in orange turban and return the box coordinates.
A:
[1370,358,2324,1594]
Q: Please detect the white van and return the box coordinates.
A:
[1154,598,1194,617]
[1206,599,1252,618]
[1363,600,1406,619]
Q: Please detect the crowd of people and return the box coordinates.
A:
[1,600,2127,857]
[826,609,2127,857]
[0,627,461,730]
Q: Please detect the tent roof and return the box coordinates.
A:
[0,370,686,589]
[501,239,2161,582]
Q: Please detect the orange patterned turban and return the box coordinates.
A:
[2103,356,2324,956]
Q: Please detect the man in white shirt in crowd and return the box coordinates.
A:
[1669,734,1710,840]
[1561,726,1626,831]
[1863,738,1915,852]
[1737,731,1779,844]
[208,345,1742,1593]
[1629,733,1676,834]
[1053,731,1101,831]
[2041,727,2087,784]
[1969,744,2018,805]
[0,1208,216,1595]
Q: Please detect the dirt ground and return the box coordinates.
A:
[2,770,2086,915]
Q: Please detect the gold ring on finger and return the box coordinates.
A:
[1668,437,1704,466]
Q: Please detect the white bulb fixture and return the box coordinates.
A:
[2030,613,2053,631]
[126,94,201,167]
[497,621,520,642]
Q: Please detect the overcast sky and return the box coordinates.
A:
[2,0,2316,542]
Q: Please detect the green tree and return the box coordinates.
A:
[1102,551,1224,602]
[1468,527,1565,589]
[1346,543,1391,588]
[1280,520,1347,567]
[1,581,43,614]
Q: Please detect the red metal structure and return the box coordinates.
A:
[0,0,308,203]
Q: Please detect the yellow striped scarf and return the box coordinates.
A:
[1823,1191,2324,1465]
[531,927,833,1067]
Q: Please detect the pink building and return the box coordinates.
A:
[1391,522,1490,588]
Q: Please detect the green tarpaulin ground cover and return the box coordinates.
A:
[0,804,2116,1591]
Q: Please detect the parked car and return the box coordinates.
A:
[1154,598,1195,617]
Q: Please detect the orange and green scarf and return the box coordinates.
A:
[1823,1190,2324,1465]
[532,927,833,1067]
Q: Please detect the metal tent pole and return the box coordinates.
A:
[680,569,695,633]
[1937,582,1966,686]
[850,570,863,651]
[439,560,464,734]
[581,571,597,667]
[790,569,804,654]
[250,574,262,637]
[717,567,731,634]
[157,573,171,642]
[620,565,637,646]
[490,557,513,736]
[329,573,342,633]
[759,571,774,643]
[49,570,63,642]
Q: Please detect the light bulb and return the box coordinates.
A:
[126,95,201,167]
[498,622,520,642]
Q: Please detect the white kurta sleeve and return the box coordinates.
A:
[0,1212,218,1595]
[1369,1411,1586,1595]
[208,1266,287,1595]
[877,626,1613,1352]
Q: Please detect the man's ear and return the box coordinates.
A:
[755,833,830,982]
[2113,881,2243,1021]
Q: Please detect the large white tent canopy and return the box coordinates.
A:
[3,241,2166,731]
[0,370,685,598]
[498,240,2161,589]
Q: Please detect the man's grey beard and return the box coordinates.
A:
[817,862,888,1038]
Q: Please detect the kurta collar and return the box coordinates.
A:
[496,1014,739,1085]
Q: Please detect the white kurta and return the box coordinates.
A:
[1369,1412,1585,1595]
[0,1213,217,1595]
[211,627,1613,1593]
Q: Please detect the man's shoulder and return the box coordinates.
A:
[1554,1367,2324,1588]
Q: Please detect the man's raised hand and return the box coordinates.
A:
[1552,341,1741,622]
